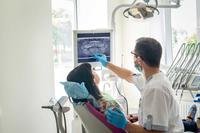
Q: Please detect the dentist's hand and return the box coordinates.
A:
[93,54,108,67]
[105,108,128,129]
[127,114,138,123]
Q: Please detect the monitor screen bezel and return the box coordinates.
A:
[73,29,113,67]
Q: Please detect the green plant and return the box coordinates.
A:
[185,34,198,55]
[186,34,198,45]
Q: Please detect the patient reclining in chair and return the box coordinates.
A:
[60,63,129,132]
[63,63,122,114]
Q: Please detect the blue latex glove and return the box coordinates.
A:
[105,108,128,129]
[93,53,108,67]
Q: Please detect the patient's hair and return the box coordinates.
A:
[67,63,103,102]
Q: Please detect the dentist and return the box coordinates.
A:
[94,37,184,133]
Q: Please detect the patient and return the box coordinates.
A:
[182,104,200,132]
[66,63,121,113]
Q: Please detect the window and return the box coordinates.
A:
[52,0,109,99]
[52,0,75,98]
[77,0,108,30]
[171,0,197,59]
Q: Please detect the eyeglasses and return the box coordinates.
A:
[131,51,139,58]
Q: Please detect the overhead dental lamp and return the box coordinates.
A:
[111,0,181,25]
[123,0,159,19]
[123,2,159,19]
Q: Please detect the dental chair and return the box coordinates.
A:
[60,81,126,133]
[73,102,126,133]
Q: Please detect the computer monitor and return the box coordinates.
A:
[73,30,113,67]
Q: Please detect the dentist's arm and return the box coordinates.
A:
[107,62,134,82]
[125,123,163,133]
[94,54,134,82]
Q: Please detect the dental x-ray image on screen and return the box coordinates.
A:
[74,30,112,65]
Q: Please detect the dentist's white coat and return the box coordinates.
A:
[131,72,184,133]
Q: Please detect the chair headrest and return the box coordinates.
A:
[60,81,89,99]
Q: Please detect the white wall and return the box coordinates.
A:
[0,0,55,133]
[108,0,124,65]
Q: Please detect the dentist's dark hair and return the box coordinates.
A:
[134,37,162,67]
[67,63,102,102]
